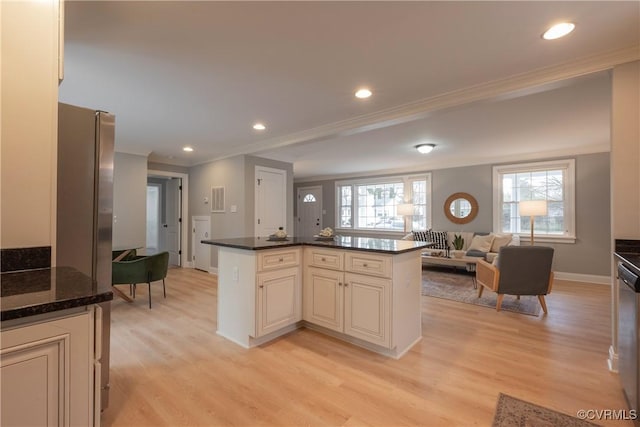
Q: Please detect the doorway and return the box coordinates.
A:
[297,186,322,237]
[147,170,189,268]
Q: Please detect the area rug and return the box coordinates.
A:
[492,393,601,427]
[421,267,542,316]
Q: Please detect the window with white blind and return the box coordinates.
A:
[493,159,576,242]
[336,174,431,232]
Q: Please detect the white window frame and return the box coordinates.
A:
[335,173,431,235]
[492,159,576,244]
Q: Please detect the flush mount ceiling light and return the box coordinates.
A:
[183,146,194,152]
[253,123,266,130]
[542,22,575,40]
[355,88,372,99]
[416,143,435,154]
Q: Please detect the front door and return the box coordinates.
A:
[255,166,287,237]
[297,186,322,237]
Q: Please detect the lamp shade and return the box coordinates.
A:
[519,200,548,217]
[397,203,414,216]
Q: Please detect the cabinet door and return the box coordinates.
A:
[256,267,301,337]
[304,267,344,332]
[1,337,65,427]
[344,273,391,348]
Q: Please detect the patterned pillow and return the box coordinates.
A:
[426,230,448,250]
[412,230,430,242]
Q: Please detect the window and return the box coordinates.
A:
[493,159,575,242]
[303,194,316,202]
[336,174,431,232]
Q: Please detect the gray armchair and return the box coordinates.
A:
[112,251,169,309]
[476,246,554,313]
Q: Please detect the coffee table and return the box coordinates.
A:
[422,253,481,288]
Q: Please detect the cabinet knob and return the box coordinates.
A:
[363,263,368,267]
[344,283,349,287]
[321,257,326,261]
[259,285,264,288]
[338,282,342,287]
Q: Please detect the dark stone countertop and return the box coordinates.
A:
[615,239,640,276]
[1,267,113,322]
[201,236,429,255]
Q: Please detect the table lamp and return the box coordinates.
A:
[397,203,414,233]
[519,200,548,245]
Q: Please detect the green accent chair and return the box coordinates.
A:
[112,251,169,309]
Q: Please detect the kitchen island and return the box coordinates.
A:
[202,236,428,358]
[1,267,112,426]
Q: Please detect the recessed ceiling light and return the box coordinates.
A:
[253,123,266,130]
[183,146,194,152]
[355,88,372,99]
[416,144,435,154]
[542,22,575,40]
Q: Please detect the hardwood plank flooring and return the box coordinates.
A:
[102,268,630,426]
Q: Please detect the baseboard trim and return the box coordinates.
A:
[208,267,218,275]
[554,272,611,285]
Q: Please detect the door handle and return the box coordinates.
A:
[205,232,209,238]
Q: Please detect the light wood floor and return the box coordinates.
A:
[102,268,630,427]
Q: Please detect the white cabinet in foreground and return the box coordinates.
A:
[1,306,101,427]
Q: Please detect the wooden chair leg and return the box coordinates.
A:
[496,294,504,311]
[163,279,166,298]
[132,284,136,299]
[516,295,520,300]
[478,286,484,298]
[129,284,133,296]
[538,295,548,314]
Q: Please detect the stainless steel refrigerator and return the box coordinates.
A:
[57,102,114,412]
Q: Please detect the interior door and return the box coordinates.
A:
[192,216,210,272]
[297,186,322,237]
[166,178,181,266]
[255,167,287,237]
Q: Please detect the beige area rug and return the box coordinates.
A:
[421,267,542,316]
[492,393,601,427]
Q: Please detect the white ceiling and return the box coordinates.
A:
[59,1,639,180]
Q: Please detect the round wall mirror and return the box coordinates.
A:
[444,192,478,224]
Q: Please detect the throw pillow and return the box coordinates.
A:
[490,233,512,252]
[426,230,448,250]
[412,230,430,242]
[467,234,495,253]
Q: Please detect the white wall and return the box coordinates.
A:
[113,152,148,249]
[1,0,60,250]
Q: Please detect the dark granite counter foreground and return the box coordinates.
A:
[615,239,640,276]
[1,267,113,322]
[202,236,429,255]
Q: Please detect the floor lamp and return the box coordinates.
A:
[397,203,414,233]
[519,200,548,245]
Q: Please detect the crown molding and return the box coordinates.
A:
[115,148,151,157]
[194,44,638,169]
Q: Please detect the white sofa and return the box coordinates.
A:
[403,231,520,267]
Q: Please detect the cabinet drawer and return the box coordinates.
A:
[306,248,343,271]
[344,252,392,278]
[257,248,300,272]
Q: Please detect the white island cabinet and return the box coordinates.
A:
[207,237,426,358]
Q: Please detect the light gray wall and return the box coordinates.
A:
[186,155,294,269]
[113,152,148,249]
[189,155,246,268]
[294,152,612,276]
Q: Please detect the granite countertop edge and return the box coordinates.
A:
[202,237,428,255]
[1,292,113,322]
